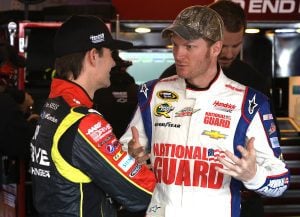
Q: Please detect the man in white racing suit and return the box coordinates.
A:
[120,5,290,217]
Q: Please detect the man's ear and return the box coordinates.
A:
[87,48,98,66]
[211,40,223,57]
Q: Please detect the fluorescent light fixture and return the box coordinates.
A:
[245,28,260,34]
[275,29,297,33]
[135,27,151,33]
[297,29,300,33]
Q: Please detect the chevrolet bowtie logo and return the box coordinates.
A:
[202,130,227,139]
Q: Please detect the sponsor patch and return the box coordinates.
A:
[118,154,135,172]
[104,143,117,154]
[202,130,227,139]
[45,102,59,110]
[87,122,112,143]
[156,90,178,101]
[86,121,102,135]
[90,33,105,43]
[40,112,58,123]
[129,164,142,177]
[203,112,231,128]
[268,122,276,135]
[113,149,124,161]
[154,122,180,128]
[263,114,273,120]
[270,137,280,148]
[97,134,115,147]
[154,103,174,118]
[213,100,236,113]
[175,107,200,117]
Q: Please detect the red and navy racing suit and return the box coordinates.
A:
[120,70,290,217]
[30,78,156,217]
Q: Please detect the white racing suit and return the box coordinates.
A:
[120,71,290,217]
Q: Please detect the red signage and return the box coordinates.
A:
[111,0,300,21]
[238,0,300,21]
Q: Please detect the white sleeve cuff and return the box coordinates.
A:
[243,165,267,190]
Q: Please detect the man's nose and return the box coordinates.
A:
[223,47,234,59]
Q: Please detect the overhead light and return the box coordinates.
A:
[135,27,151,33]
[275,29,297,33]
[245,28,260,34]
[297,29,300,33]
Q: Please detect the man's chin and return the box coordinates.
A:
[101,81,111,89]
[219,61,232,69]
[176,70,188,78]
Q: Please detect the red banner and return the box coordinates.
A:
[111,0,300,21]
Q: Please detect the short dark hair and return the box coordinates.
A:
[209,0,246,33]
[54,48,103,80]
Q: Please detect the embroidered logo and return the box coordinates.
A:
[154,103,174,118]
[140,83,149,98]
[175,107,200,117]
[90,33,105,43]
[202,130,227,139]
[156,90,178,101]
[248,94,258,115]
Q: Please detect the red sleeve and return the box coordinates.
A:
[74,112,156,210]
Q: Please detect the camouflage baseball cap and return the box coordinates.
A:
[162,5,224,42]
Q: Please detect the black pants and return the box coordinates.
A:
[240,193,264,217]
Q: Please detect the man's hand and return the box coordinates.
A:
[216,137,257,182]
[128,126,150,164]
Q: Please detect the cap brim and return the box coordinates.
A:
[162,25,197,41]
[107,39,133,50]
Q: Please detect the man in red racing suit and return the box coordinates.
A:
[29,15,156,217]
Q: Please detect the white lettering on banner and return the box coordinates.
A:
[249,0,261,13]
[279,0,295,13]
[249,0,296,14]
